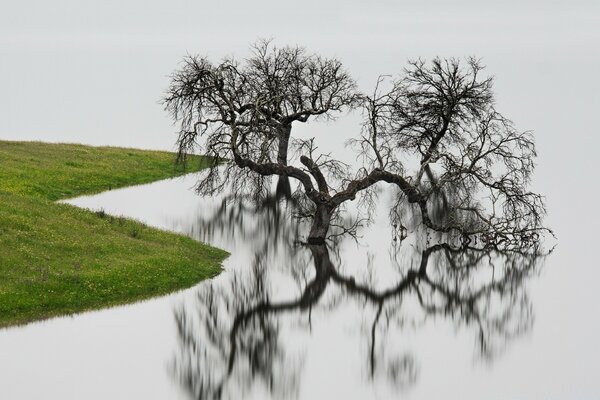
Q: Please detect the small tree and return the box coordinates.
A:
[164,42,549,247]
[164,39,358,199]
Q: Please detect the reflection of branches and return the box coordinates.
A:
[189,191,364,253]
[415,244,540,359]
[172,238,547,399]
[173,258,300,400]
[190,193,301,252]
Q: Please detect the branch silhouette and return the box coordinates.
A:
[164,42,551,247]
[171,208,547,399]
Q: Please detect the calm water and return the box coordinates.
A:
[0,172,597,399]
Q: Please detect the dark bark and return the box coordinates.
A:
[307,203,334,244]
[231,153,316,198]
[332,169,421,206]
[277,123,292,165]
[300,156,330,196]
[276,123,293,198]
[275,177,292,199]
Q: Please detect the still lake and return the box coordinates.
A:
[0,171,596,399]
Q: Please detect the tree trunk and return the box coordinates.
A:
[277,123,292,165]
[275,177,291,198]
[307,204,333,244]
[276,123,293,199]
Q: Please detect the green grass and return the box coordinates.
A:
[0,140,209,200]
[0,140,228,328]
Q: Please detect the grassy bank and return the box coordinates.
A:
[0,141,227,328]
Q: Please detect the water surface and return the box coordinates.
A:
[0,173,596,399]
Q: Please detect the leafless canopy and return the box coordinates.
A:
[355,58,549,246]
[164,39,358,199]
[164,42,550,247]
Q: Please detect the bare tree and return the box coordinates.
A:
[356,58,550,246]
[164,39,358,199]
[164,43,549,247]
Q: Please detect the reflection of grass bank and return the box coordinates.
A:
[0,141,228,328]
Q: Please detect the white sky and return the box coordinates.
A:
[2,0,598,229]
[1,0,598,151]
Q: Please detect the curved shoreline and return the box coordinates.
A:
[0,141,227,328]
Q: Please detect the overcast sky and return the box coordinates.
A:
[1,0,599,231]
[1,0,598,150]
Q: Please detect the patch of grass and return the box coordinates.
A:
[0,140,210,200]
[0,140,227,328]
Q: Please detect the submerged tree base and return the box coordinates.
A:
[0,141,228,328]
[306,237,326,245]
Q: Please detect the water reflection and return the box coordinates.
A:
[171,197,548,400]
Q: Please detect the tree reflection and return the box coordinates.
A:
[171,198,548,399]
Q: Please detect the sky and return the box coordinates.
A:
[2,0,599,230]
[1,0,598,152]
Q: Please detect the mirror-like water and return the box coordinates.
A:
[0,173,596,399]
